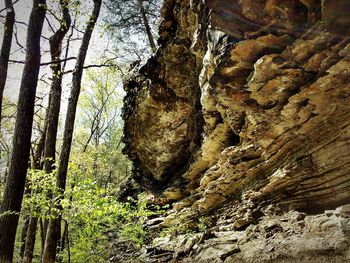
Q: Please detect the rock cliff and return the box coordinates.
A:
[122,0,350,261]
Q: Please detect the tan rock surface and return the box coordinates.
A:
[122,0,350,261]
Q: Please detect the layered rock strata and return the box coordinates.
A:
[122,0,350,261]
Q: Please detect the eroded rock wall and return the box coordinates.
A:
[122,1,350,260]
[123,0,206,195]
[124,0,350,213]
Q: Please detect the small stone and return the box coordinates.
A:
[147,217,165,226]
[268,246,275,252]
[340,219,350,233]
[218,245,240,260]
[339,204,350,213]
[325,210,334,217]
[251,209,265,220]
[233,218,253,230]
[264,222,282,233]
[334,210,341,217]
[290,211,306,221]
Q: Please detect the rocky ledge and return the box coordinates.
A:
[140,203,350,262]
[122,0,350,261]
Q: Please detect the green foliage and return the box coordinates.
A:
[197,216,212,232]
[61,177,121,262]
[119,223,146,249]
[45,66,151,262]
[118,195,156,249]
[62,177,155,262]
[22,168,57,218]
[6,66,143,263]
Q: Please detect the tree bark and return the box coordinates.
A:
[32,112,49,169]
[42,1,102,262]
[43,0,71,174]
[39,218,45,262]
[138,0,156,52]
[19,216,30,260]
[57,220,68,263]
[23,216,38,263]
[0,1,46,262]
[0,0,15,125]
[21,123,47,263]
[38,2,71,260]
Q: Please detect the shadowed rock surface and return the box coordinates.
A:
[121,0,350,261]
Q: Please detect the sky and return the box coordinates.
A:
[0,0,115,102]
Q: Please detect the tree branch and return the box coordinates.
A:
[0,0,21,14]
[9,57,77,66]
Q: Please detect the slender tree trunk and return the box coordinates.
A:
[22,216,38,263]
[57,181,74,261]
[39,2,71,260]
[57,220,68,263]
[21,125,47,263]
[33,118,48,169]
[18,143,43,262]
[19,216,30,260]
[43,1,102,262]
[66,226,71,263]
[0,0,15,125]
[0,1,46,262]
[39,218,45,261]
[43,0,71,174]
[138,0,156,52]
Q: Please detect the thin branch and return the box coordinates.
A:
[0,15,27,27]
[9,57,77,66]
[13,23,25,52]
[45,7,61,23]
[45,16,56,33]
[62,19,76,71]
[0,0,21,13]
[63,63,114,75]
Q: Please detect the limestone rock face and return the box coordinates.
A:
[122,0,350,260]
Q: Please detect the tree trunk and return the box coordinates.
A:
[0,0,15,125]
[21,125,47,263]
[39,218,45,262]
[38,2,71,259]
[0,1,46,262]
[19,216,30,260]
[43,0,71,174]
[39,2,71,260]
[42,1,102,262]
[57,220,68,263]
[138,0,156,52]
[22,216,38,263]
[33,117,48,170]
[66,225,71,263]
[57,182,74,260]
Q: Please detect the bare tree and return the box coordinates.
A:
[0,0,46,261]
[42,0,102,261]
[0,0,15,125]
